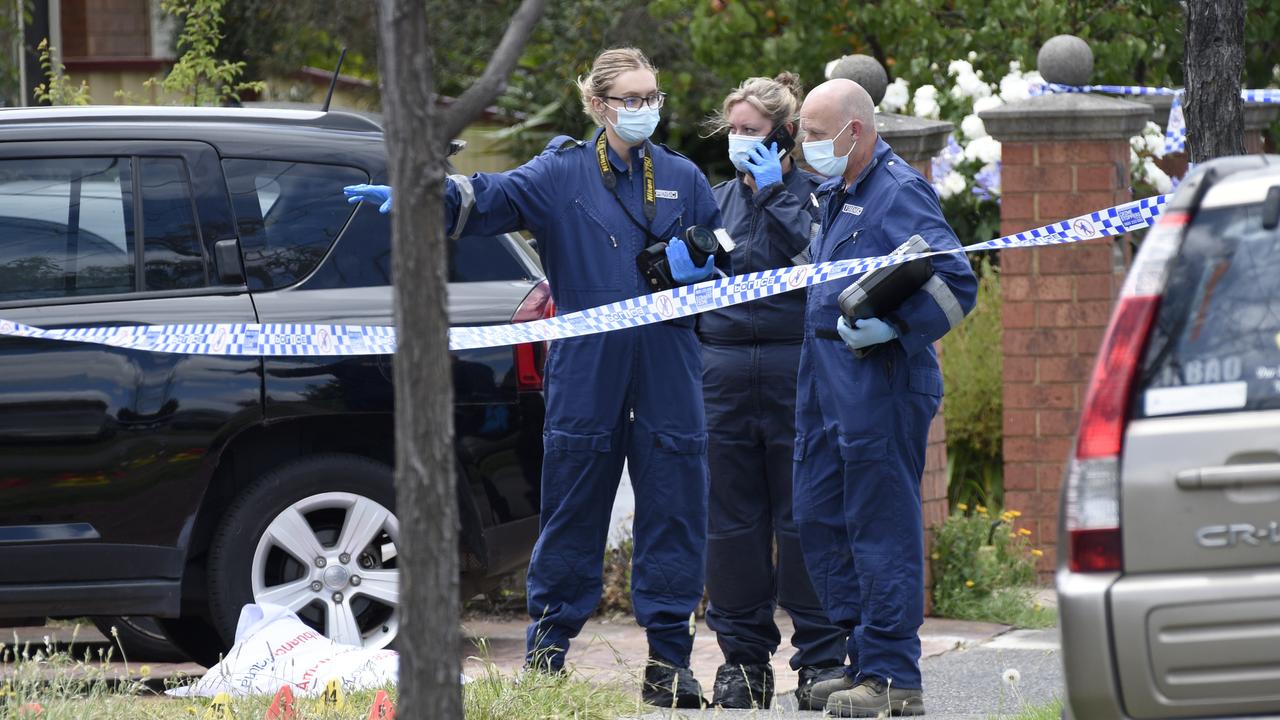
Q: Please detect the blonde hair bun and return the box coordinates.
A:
[703,72,804,137]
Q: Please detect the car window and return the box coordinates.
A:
[222,158,368,290]
[1137,202,1280,417]
[449,234,534,282]
[0,157,135,301]
[140,157,206,291]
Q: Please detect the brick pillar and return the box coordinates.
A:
[1244,102,1280,155]
[980,94,1150,577]
[877,112,953,610]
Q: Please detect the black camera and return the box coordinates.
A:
[836,234,934,357]
[637,226,725,291]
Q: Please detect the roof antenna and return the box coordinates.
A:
[321,47,349,113]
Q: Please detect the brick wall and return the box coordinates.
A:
[897,149,950,611]
[877,121,955,610]
[998,139,1130,576]
[908,154,952,549]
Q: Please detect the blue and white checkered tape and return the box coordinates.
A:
[0,194,1170,355]
[1032,83,1280,155]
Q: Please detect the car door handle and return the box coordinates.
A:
[1176,463,1280,489]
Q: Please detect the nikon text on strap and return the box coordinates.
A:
[595,131,657,230]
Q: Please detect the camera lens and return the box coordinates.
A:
[684,226,720,255]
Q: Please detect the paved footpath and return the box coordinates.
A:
[461,614,1062,719]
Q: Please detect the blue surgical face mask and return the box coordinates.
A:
[802,120,855,178]
[727,133,762,173]
[608,105,660,144]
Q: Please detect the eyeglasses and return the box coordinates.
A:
[601,92,667,111]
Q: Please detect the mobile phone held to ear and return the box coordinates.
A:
[761,123,796,159]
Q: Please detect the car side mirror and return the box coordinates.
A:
[214,238,246,285]
[1263,186,1280,231]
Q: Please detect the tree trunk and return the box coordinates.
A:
[374,0,546,715]
[1183,0,1246,162]
[375,1,457,717]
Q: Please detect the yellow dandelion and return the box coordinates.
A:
[1031,549,1044,557]
[957,503,968,511]
[976,505,988,514]
[139,665,152,678]
[965,580,975,588]
[930,552,940,560]
[1008,510,1022,518]
[1019,528,1032,536]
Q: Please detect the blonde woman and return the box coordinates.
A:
[698,73,846,710]
[348,47,724,708]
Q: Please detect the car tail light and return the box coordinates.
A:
[512,280,554,392]
[1066,210,1188,573]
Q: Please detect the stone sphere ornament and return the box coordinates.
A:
[829,54,888,106]
[1037,34,1094,86]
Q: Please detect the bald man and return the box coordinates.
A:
[790,79,976,716]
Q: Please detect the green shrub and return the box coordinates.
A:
[598,535,634,616]
[940,257,1004,509]
[931,506,1054,628]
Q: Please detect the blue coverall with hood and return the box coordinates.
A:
[699,164,847,671]
[445,128,723,670]
[793,138,976,689]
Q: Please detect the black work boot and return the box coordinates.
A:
[642,658,706,709]
[710,662,774,709]
[826,677,925,717]
[795,665,852,711]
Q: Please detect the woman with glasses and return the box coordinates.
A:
[348,46,722,708]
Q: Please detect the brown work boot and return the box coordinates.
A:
[826,677,924,717]
[796,669,856,711]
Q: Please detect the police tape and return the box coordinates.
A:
[1031,83,1280,154]
[0,193,1169,356]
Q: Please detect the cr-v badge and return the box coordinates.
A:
[1196,522,1280,548]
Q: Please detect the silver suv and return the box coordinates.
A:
[1059,155,1280,719]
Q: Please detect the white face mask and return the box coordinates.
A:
[607,105,660,144]
[727,133,763,173]
[802,120,854,178]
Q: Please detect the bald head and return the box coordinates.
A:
[800,78,878,182]
[807,78,875,128]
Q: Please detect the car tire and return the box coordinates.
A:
[207,454,400,653]
[154,615,227,668]
[92,616,190,663]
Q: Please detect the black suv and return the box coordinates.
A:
[0,106,547,665]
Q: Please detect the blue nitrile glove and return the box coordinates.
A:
[836,316,898,351]
[666,237,716,284]
[344,184,393,214]
[742,141,783,190]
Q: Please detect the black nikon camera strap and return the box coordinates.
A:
[595,132,658,239]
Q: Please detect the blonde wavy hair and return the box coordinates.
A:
[703,72,804,136]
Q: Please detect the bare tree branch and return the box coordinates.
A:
[441,0,549,140]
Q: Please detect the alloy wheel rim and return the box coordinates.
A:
[251,491,400,649]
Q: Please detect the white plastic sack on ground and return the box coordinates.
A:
[166,603,398,698]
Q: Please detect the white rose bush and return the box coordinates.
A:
[877,59,1176,247]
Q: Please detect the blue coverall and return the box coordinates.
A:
[445,129,723,669]
[699,166,847,671]
[793,138,976,689]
